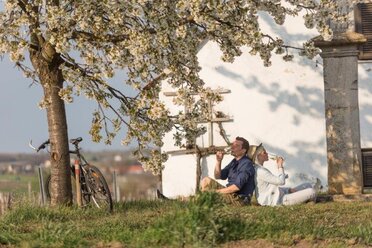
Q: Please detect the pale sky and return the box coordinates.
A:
[0,2,146,154]
[0,57,130,153]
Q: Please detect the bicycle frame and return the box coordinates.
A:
[32,137,113,211]
[70,143,113,210]
[69,150,91,207]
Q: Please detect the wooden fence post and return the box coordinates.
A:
[37,166,46,206]
[74,159,82,207]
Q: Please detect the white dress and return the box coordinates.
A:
[254,164,285,206]
[254,164,316,206]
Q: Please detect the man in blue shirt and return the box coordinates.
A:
[201,137,255,206]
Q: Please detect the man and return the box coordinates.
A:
[200,137,255,206]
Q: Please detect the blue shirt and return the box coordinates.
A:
[220,155,255,197]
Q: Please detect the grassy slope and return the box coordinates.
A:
[1,193,372,247]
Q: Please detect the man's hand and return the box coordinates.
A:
[214,150,224,179]
[216,150,224,162]
[276,156,284,169]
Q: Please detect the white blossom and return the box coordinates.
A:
[0,0,362,174]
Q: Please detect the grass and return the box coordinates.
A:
[1,193,372,247]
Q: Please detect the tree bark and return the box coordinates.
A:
[30,50,73,205]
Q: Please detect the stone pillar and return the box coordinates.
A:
[315,32,366,195]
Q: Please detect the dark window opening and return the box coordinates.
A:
[362,148,372,187]
[355,3,372,60]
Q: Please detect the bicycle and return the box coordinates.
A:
[30,137,113,212]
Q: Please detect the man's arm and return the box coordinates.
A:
[216,184,240,194]
[214,151,224,179]
[220,159,254,194]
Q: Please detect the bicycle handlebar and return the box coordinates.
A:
[29,137,83,153]
[29,139,50,152]
[38,139,50,152]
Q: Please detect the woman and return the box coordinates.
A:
[247,144,318,206]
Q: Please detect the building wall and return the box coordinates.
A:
[359,63,372,149]
[160,12,372,198]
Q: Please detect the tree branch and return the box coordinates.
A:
[17,0,45,49]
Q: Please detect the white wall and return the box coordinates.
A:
[359,63,372,149]
[160,12,372,198]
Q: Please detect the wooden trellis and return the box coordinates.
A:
[163,89,233,193]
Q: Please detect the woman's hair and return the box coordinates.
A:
[247,143,265,163]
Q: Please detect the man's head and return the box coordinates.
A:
[231,136,249,158]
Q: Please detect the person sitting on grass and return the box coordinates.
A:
[248,143,319,206]
[200,137,255,206]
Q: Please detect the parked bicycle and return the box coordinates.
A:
[30,137,113,212]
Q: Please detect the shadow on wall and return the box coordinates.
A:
[259,12,323,72]
[359,66,372,95]
[201,156,209,181]
[193,13,372,191]
[212,66,327,186]
[360,103,372,148]
[262,138,326,187]
[197,138,326,188]
[214,69,324,121]
[260,12,315,46]
[358,67,372,148]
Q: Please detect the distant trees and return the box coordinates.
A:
[0,0,346,205]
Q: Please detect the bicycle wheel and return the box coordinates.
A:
[84,165,113,212]
[45,173,90,206]
[45,175,52,201]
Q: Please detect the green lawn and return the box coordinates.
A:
[1,193,372,247]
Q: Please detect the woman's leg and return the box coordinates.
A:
[282,186,316,206]
[289,182,313,193]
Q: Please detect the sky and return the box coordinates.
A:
[0,2,135,153]
[0,2,147,154]
[0,57,130,153]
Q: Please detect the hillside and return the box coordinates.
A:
[1,193,372,247]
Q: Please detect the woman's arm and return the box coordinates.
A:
[257,167,286,186]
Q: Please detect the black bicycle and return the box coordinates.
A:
[30,137,113,212]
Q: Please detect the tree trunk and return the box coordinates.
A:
[30,51,73,205]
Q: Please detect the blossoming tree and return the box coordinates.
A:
[0,0,348,205]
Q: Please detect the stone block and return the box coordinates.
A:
[324,88,359,108]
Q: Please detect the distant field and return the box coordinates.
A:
[0,174,41,194]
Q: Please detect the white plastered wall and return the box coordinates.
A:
[160,12,372,198]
